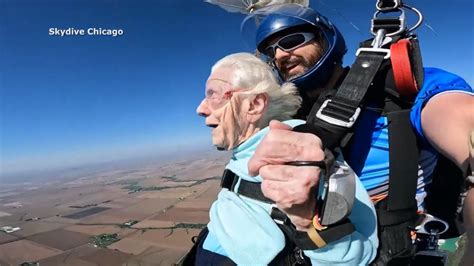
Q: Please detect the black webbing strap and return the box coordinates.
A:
[220,169,355,250]
[220,169,238,191]
[220,169,273,204]
[386,109,419,211]
[408,37,424,92]
[299,51,388,150]
[293,121,346,150]
[376,203,417,226]
[327,51,387,108]
[276,215,355,250]
[372,18,402,35]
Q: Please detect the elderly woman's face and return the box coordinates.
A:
[196,68,251,150]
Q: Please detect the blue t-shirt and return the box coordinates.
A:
[344,67,473,209]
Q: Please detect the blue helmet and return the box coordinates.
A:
[242,4,346,91]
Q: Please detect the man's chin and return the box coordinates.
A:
[283,68,306,81]
[286,72,304,81]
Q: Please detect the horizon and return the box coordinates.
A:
[1,0,473,177]
[0,145,225,184]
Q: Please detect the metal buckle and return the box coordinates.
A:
[316,99,361,128]
[270,205,288,225]
[415,214,449,235]
[356,47,391,59]
[371,8,406,37]
[376,0,402,11]
[220,169,239,191]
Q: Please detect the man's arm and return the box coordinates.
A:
[420,92,474,170]
[421,92,474,265]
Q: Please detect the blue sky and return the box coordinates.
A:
[1,0,472,176]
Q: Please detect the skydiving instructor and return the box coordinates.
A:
[242,3,474,265]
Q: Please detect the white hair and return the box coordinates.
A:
[210,52,302,125]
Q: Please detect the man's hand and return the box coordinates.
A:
[248,120,325,231]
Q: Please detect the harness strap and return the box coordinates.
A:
[220,169,272,204]
[220,169,355,250]
[376,204,418,226]
[328,51,387,108]
[298,50,388,150]
[286,218,355,250]
[386,109,419,211]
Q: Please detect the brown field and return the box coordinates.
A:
[108,237,156,255]
[63,207,110,219]
[41,215,81,225]
[13,221,66,238]
[77,213,133,224]
[150,207,209,223]
[150,187,199,199]
[27,228,91,251]
[98,195,144,208]
[77,248,133,265]
[0,233,19,245]
[126,246,190,266]
[190,181,222,200]
[64,224,122,235]
[174,197,215,209]
[106,198,178,217]
[131,220,176,229]
[0,239,61,265]
[37,253,96,266]
[0,151,228,265]
[128,228,201,250]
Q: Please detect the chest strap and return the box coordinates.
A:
[220,169,355,250]
[220,169,272,204]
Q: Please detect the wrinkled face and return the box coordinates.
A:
[265,33,325,81]
[196,68,250,150]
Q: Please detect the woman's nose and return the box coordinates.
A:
[196,99,210,117]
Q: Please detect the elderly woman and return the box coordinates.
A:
[194,53,378,265]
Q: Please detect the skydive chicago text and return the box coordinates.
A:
[48,27,124,37]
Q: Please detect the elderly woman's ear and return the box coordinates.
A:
[246,93,268,123]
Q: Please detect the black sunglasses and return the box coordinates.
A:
[262,32,316,58]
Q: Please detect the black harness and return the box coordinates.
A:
[220,169,356,250]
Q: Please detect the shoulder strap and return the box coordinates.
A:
[386,108,419,211]
[369,75,420,225]
[296,48,389,150]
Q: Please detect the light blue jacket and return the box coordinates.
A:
[203,119,378,265]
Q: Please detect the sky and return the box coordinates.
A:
[1,0,473,176]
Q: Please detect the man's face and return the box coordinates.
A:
[265,32,325,81]
[196,68,249,150]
